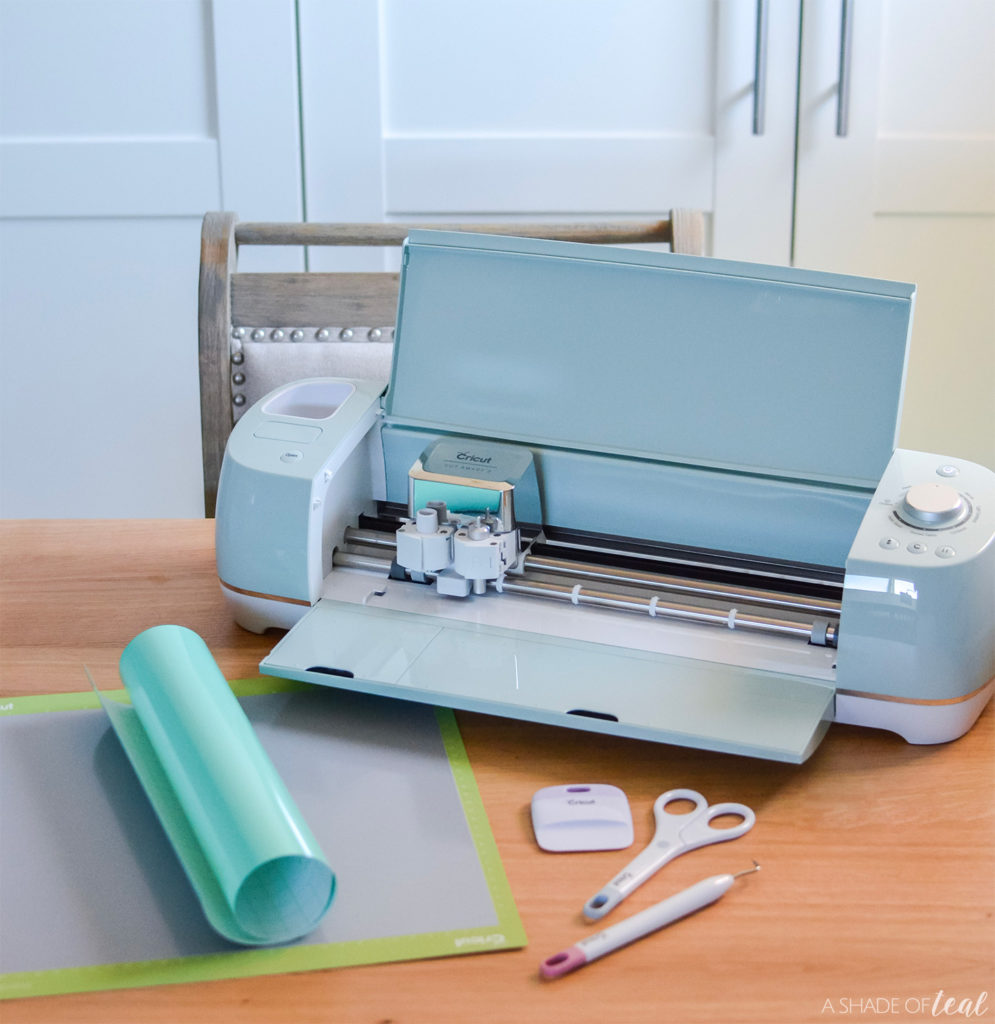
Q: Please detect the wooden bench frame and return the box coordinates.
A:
[198,211,706,515]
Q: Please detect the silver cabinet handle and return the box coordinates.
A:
[836,0,855,136]
[753,0,770,135]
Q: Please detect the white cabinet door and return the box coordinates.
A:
[794,0,995,469]
[0,0,303,516]
[298,0,801,269]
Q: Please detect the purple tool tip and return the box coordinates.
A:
[539,945,588,980]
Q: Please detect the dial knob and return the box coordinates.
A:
[896,483,969,529]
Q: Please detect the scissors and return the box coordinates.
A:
[582,788,755,921]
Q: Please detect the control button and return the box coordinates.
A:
[936,545,957,559]
[907,541,928,555]
[879,537,900,550]
[280,450,304,464]
[895,482,969,529]
[937,464,959,478]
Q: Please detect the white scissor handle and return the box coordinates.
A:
[582,838,680,920]
[582,790,755,922]
[582,790,705,920]
[650,788,711,836]
[675,800,756,851]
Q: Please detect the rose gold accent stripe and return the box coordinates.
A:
[219,579,311,607]
[837,678,994,707]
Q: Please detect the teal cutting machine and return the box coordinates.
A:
[215,232,995,763]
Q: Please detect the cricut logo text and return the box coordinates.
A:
[454,933,505,948]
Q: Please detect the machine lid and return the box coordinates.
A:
[384,231,915,489]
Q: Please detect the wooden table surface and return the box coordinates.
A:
[2,519,993,1024]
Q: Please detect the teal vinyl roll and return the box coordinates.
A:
[98,625,335,945]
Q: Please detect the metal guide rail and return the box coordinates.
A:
[334,518,842,648]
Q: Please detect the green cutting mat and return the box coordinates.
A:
[0,678,525,999]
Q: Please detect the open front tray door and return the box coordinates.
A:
[261,599,836,764]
